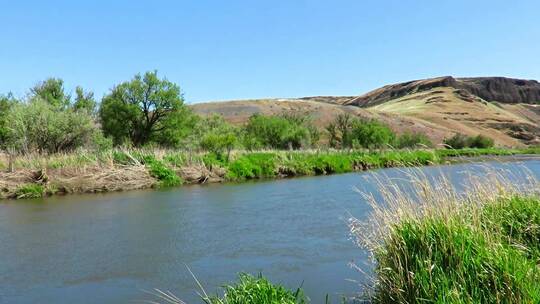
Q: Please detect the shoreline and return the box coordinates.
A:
[1,148,539,200]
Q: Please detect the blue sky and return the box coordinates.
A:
[1,0,539,103]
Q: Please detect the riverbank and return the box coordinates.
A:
[1,147,539,199]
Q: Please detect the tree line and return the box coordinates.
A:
[0,71,493,156]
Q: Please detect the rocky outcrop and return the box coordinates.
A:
[346,76,540,107]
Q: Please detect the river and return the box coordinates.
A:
[1,158,539,304]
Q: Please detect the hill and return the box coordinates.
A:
[192,77,540,147]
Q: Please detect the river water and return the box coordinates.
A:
[1,158,539,304]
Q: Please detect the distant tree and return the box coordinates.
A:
[326,114,397,149]
[73,86,96,114]
[99,71,195,146]
[242,113,318,150]
[30,78,71,108]
[350,118,395,149]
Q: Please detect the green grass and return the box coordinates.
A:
[368,195,540,304]
[142,155,182,187]
[15,184,44,199]
[204,273,307,304]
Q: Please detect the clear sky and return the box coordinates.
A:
[1,0,539,103]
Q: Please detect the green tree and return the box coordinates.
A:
[30,78,70,108]
[99,71,194,146]
[243,113,318,150]
[73,86,96,114]
[350,119,395,149]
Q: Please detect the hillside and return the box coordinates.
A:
[192,76,540,147]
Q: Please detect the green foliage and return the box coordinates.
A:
[142,155,182,187]
[204,273,307,304]
[0,93,17,147]
[4,99,98,153]
[193,115,239,158]
[226,153,277,180]
[99,71,196,147]
[243,113,318,150]
[444,133,495,149]
[350,119,395,149]
[15,184,44,199]
[326,114,401,149]
[73,86,97,114]
[467,134,495,148]
[30,78,71,108]
[395,132,433,148]
[372,195,540,304]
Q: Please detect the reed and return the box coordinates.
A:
[349,166,540,303]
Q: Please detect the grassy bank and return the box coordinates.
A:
[1,147,539,199]
[350,169,540,303]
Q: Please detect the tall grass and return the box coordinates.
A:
[350,166,540,303]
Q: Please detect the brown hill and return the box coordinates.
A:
[345,76,540,107]
[192,76,540,147]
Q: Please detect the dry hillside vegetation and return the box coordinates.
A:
[193,76,540,147]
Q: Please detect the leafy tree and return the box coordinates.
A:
[326,114,397,149]
[30,78,70,108]
[73,86,96,114]
[99,71,195,146]
[350,119,395,149]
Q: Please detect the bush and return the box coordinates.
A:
[243,113,318,150]
[142,155,182,187]
[326,114,401,149]
[395,132,433,148]
[204,273,307,304]
[444,133,494,149]
[4,99,99,153]
[467,134,495,148]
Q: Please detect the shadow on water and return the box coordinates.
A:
[0,158,539,303]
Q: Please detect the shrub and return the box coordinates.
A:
[350,119,396,149]
[142,155,182,187]
[243,113,318,150]
[467,134,495,148]
[326,114,400,149]
[204,273,307,304]
[395,132,433,148]
[5,99,99,153]
[444,133,494,149]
